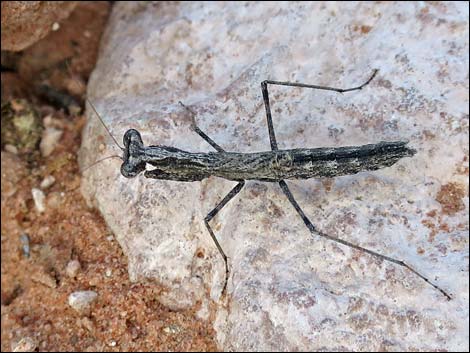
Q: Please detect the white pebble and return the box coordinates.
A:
[105,269,112,277]
[11,337,37,352]
[66,260,81,278]
[68,291,98,314]
[40,175,56,189]
[52,22,60,31]
[40,127,63,157]
[31,188,46,213]
[163,325,181,334]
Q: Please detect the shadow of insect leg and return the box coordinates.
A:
[204,180,245,295]
[278,180,451,301]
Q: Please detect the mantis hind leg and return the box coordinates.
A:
[204,181,245,295]
[260,70,378,151]
[264,71,450,299]
[278,180,451,300]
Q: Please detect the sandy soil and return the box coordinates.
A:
[1,2,218,351]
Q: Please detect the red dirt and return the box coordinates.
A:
[1,2,218,351]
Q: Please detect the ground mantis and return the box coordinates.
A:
[81,68,451,300]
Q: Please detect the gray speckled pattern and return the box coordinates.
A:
[122,128,415,181]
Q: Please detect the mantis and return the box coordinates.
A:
[82,68,451,300]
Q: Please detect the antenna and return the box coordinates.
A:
[65,60,124,151]
[81,155,123,173]
[85,97,124,151]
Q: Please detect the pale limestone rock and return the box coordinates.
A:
[80,2,469,351]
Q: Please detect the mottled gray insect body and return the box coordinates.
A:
[121,128,416,182]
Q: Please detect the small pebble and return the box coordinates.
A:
[11,337,37,352]
[31,188,46,213]
[80,317,95,332]
[40,127,63,157]
[108,341,117,347]
[106,235,114,242]
[163,324,181,334]
[88,277,100,287]
[32,271,57,288]
[52,22,60,31]
[4,144,18,154]
[47,191,63,209]
[68,290,98,315]
[65,260,81,278]
[40,175,56,189]
[20,234,30,258]
[42,115,54,127]
[43,115,65,129]
[22,315,32,324]
[105,269,112,277]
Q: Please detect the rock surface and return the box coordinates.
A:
[1,1,77,51]
[80,2,469,351]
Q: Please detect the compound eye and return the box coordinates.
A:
[123,129,143,147]
[120,159,145,178]
[120,162,136,178]
[123,129,133,147]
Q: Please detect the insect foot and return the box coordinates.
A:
[121,129,146,178]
